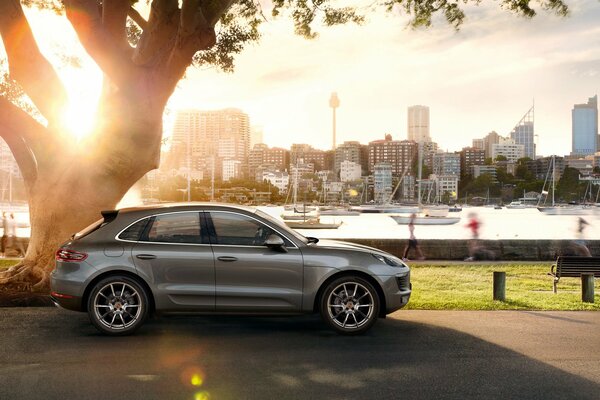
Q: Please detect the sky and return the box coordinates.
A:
[12,0,600,156]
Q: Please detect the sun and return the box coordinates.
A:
[60,66,103,141]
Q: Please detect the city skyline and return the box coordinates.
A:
[11,1,600,157]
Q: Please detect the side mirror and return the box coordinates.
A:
[264,234,287,252]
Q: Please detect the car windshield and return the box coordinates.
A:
[254,209,308,244]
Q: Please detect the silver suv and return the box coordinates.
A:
[51,203,411,335]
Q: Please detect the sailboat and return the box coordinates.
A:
[389,143,460,225]
[350,167,419,214]
[537,156,594,215]
[281,166,341,229]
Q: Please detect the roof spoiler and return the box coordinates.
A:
[101,209,119,224]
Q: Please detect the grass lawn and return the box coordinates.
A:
[0,259,19,269]
[0,260,598,310]
[405,263,600,311]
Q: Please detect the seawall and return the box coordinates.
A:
[333,239,599,261]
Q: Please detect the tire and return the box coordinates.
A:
[87,275,149,336]
[320,275,380,335]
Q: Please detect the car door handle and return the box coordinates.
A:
[217,256,238,262]
[136,254,157,260]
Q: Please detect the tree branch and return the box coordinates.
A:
[128,6,148,31]
[102,0,131,52]
[132,0,180,67]
[0,0,67,127]
[0,97,46,186]
[64,0,139,88]
[161,0,235,86]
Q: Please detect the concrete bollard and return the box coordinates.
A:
[582,274,595,303]
[493,271,506,302]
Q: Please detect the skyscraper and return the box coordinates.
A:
[169,108,250,179]
[510,105,535,159]
[407,105,431,143]
[572,95,598,156]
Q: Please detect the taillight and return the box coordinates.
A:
[56,248,88,262]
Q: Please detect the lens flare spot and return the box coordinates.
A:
[191,373,204,387]
[194,391,211,400]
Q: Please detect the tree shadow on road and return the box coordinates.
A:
[1,309,597,400]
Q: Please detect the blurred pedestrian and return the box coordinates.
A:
[572,217,591,256]
[465,212,481,261]
[403,213,425,261]
[0,212,7,257]
[7,213,25,257]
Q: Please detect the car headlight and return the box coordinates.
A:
[371,253,403,267]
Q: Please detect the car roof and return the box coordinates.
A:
[115,202,257,215]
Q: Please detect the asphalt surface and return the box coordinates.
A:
[0,308,599,400]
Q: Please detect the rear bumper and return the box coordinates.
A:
[50,292,84,311]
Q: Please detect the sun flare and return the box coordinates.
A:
[59,67,102,141]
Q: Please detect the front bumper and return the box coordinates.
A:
[382,271,412,314]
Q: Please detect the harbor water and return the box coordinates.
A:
[259,206,600,241]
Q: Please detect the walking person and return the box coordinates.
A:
[572,217,591,256]
[7,213,25,257]
[465,212,481,261]
[403,213,425,261]
[0,212,7,257]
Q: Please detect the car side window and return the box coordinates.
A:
[118,218,150,241]
[144,212,203,244]
[209,212,292,247]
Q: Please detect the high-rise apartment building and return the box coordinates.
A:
[334,141,364,175]
[290,144,327,171]
[248,144,289,180]
[510,105,535,159]
[482,131,501,159]
[373,162,393,204]
[460,147,486,176]
[169,108,250,179]
[407,105,431,143]
[572,95,598,156]
[432,153,461,176]
[491,137,525,162]
[368,134,418,176]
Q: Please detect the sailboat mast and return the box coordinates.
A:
[417,142,423,207]
[552,155,555,207]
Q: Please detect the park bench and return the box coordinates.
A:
[549,256,600,293]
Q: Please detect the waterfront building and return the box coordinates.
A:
[572,95,598,156]
[471,165,498,181]
[491,137,525,163]
[509,105,535,159]
[472,138,484,151]
[482,131,501,159]
[564,155,594,176]
[290,144,327,171]
[373,162,393,204]
[262,171,289,194]
[367,134,418,176]
[431,174,459,201]
[340,160,362,182]
[248,144,289,181]
[222,159,241,181]
[432,153,461,177]
[401,175,416,202]
[460,147,486,177]
[334,141,364,175]
[407,105,431,143]
[169,108,250,179]
[421,141,439,170]
[250,125,263,147]
[525,156,565,181]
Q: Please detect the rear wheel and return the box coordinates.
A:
[320,276,380,335]
[87,275,149,336]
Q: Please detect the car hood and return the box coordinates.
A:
[310,239,385,254]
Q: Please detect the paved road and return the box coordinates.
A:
[0,308,599,400]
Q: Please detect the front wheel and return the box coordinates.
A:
[320,276,380,335]
[87,275,149,336]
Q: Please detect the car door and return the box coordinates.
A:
[130,211,215,311]
[206,210,303,312]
